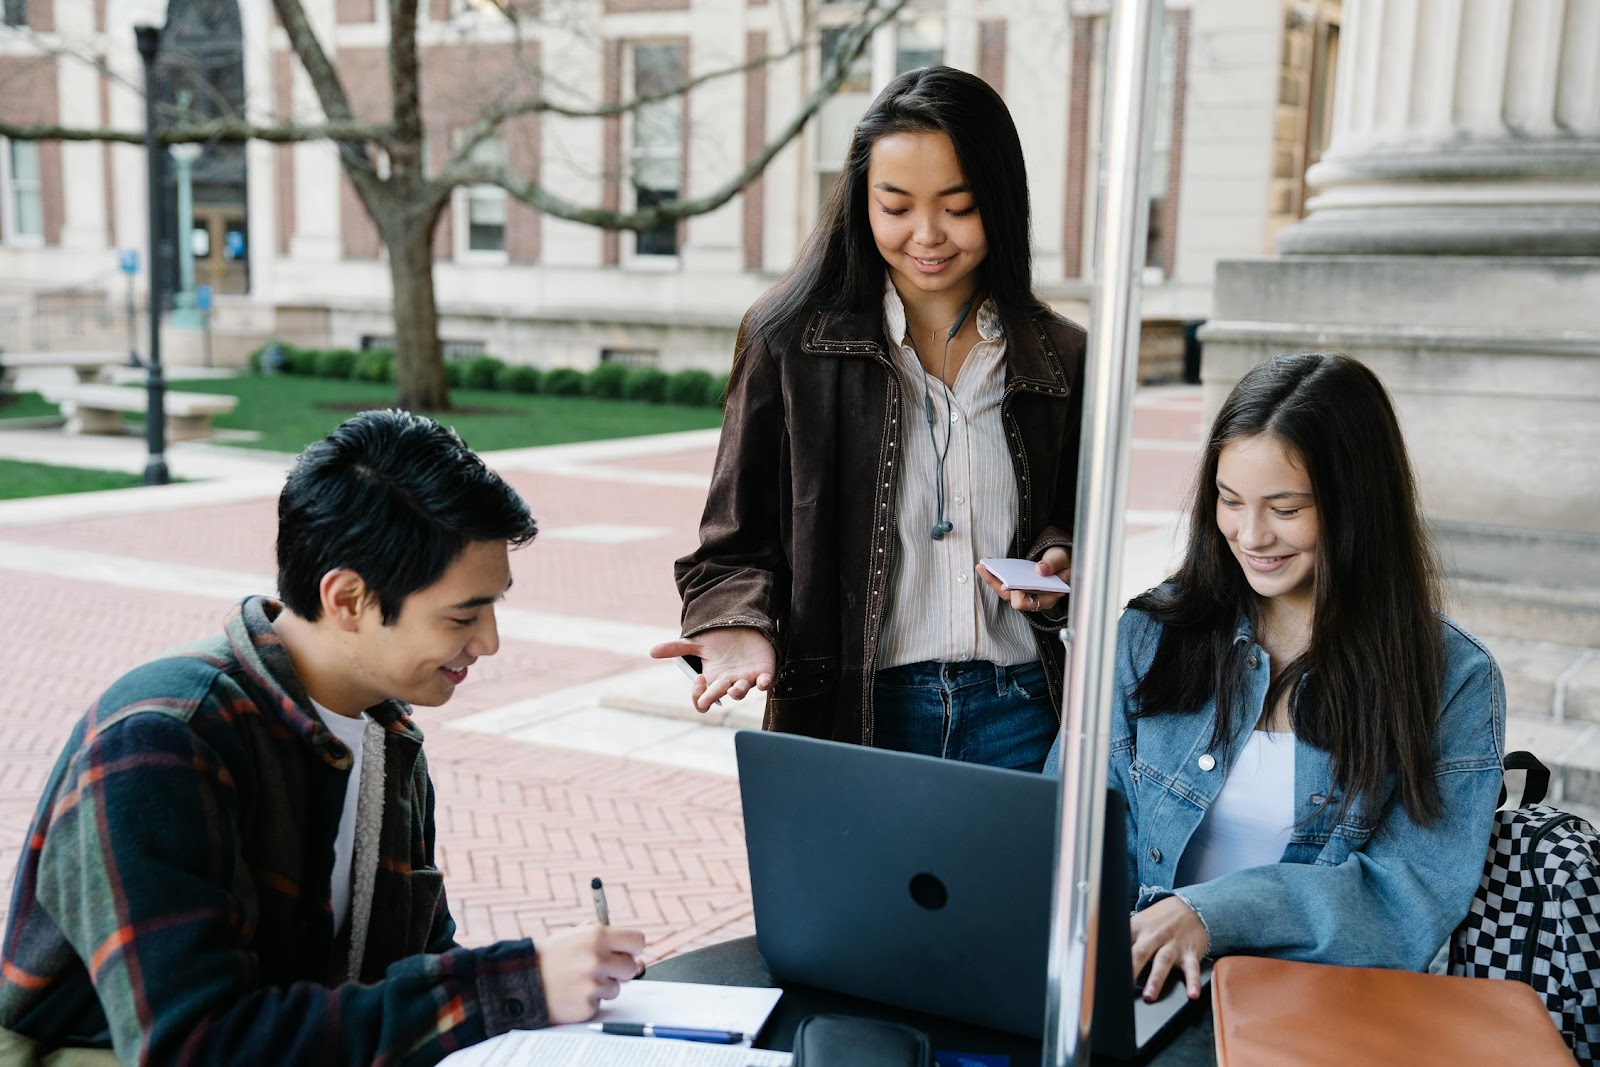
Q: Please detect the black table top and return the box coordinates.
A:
[644,935,1216,1066]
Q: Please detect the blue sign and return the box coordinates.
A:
[195,284,214,312]
[224,229,246,260]
[118,249,139,274]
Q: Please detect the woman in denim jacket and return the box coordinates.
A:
[1050,352,1505,1003]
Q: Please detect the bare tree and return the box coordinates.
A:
[0,0,906,409]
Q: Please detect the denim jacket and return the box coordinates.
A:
[1085,605,1505,972]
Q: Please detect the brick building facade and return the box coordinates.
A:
[0,0,1339,373]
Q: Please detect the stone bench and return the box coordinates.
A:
[0,351,127,393]
[38,383,239,442]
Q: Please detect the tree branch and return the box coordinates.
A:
[445,20,819,171]
[0,117,392,146]
[436,0,908,228]
[273,0,361,125]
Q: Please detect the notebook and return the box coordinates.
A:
[735,730,1202,1052]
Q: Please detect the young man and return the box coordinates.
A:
[0,410,644,1065]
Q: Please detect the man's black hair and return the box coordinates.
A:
[276,409,537,624]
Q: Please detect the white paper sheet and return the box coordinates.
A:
[437,982,789,1066]
[546,981,784,1043]
[439,1031,792,1067]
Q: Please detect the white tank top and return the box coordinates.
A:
[1174,730,1296,888]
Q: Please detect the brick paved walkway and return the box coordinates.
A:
[0,387,1203,965]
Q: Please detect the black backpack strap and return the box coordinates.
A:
[1500,750,1552,808]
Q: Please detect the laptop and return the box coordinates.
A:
[735,730,1207,1054]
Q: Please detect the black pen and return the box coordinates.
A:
[590,1022,744,1044]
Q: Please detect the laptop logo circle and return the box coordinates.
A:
[909,872,948,910]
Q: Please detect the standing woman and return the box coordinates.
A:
[1050,353,1505,1000]
[650,66,1086,770]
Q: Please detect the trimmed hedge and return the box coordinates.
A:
[543,367,585,396]
[497,363,542,394]
[585,362,629,399]
[245,342,723,408]
[462,356,505,391]
[666,369,716,407]
[623,366,669,403]
[352,348,394,384]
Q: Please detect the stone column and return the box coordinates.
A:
[1200,0,1600,646]
[1278,0,1600,256]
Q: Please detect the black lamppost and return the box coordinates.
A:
[134,19,169,485]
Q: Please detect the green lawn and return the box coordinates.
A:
[0,391,60,420]
[159,375,725,454]
[0,459,149,500]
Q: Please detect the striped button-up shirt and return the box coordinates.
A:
[878,282,1038,669]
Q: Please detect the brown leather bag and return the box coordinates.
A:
[1212,956,1577,1066]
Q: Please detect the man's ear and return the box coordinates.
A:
[320,568,373,631]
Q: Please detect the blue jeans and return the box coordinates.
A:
[872,660,1058,772]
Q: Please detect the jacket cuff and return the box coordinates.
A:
[1026,531,1073,562]
[473,939,549,1035]
[1163,883,1229,958]
[682,615,778,647]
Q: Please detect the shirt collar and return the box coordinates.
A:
[881,277,1003,349]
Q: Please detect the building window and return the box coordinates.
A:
[454,134,507,258]
[1083,14,1181,279]
[1,138,44,245]
[814,14,945,212]
[600,347,659,367]
[1142,16,1179,274]
[630,42,686,259]
[2,0,26,28]
[814,26,874,210]
[894,14,944,75]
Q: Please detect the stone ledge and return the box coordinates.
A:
[596,661,766,731]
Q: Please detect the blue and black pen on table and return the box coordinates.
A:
[589,1021,745,1044]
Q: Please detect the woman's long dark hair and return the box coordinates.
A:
[736,65,1042,374]
[1133,352,1446,824]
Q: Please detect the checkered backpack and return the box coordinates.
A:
[1450,751,1600,1063]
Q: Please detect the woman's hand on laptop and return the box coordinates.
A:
[1130,896,1208,1003]
[650,629,776,712]
[537,923,648,1023]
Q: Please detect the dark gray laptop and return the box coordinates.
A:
[735,730,1205,1053]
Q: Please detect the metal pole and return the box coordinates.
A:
[170,146,201,327]
[125,269,139,367]
[1041,1,1164,1064]
[136,24,169,486]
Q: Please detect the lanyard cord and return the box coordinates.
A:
[916,296,972,541]
[922,335,957,540]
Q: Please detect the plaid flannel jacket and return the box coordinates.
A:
[0,597,546,1065]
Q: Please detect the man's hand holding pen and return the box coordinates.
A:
[534,923,647,1023]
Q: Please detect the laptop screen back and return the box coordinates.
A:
[736,730,1058,1037]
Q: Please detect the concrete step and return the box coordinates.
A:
[595,660,765,731]
[1471,633,1600,809]
[1479,633,1600,724]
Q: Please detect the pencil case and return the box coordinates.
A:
[791,1012,933,1067]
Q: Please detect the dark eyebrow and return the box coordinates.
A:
[448,577,513,611]
[1215,479,1313,502]
[872,181,972,197]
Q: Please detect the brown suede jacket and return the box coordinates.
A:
[675,303,1087,745]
